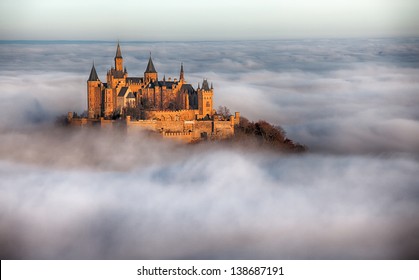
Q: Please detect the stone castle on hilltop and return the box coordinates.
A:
[68,42,240,142]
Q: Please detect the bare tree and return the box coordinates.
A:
[217,105,231,119]
[123,102,141,120]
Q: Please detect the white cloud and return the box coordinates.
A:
[1,147,418,259]
[0,39,419,259]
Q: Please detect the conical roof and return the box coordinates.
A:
[145,55,157,73]
[202,79,210,90]
[88,64,100,81]
[179,62,184,80]
[115,42,122,58]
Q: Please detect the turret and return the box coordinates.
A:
[197,78,214,118]
[179,63,184,81]
[144,53,158,83]
[88,63,100,82]
[114,42,123,71]
[87,63,102,119]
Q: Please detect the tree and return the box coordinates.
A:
[254,120,286,143]
[232,116,306,152]
[111,109,121,120]
[217,105,231,119]
[123,102,141,120]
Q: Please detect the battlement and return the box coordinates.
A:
[150,109,197,114]
[162,131,193,142]
[163,132,192,137]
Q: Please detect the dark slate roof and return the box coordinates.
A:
[145,56,157,73]
[111,69,125,78]
[148,80,177,89]
[163,81,175,89]
[88,64,100,81]
[115,42,122,58]
[127,77,143,84]
[181,84,195,94]
[202,79,210,90]
[118,87,129,97]
[126,92,135,98]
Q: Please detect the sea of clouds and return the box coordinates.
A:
[0,38,419,259]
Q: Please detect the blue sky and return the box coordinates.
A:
[1,0,418,40]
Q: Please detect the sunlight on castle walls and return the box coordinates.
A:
[1,39,418,153]
[1,39,419,259]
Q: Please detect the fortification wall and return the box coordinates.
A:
[126,119,158,135]
[69,118,89,127]
[213,120,234,139]
[155,120,185,132]
[145,109,198,121]
[163,132,193,143]
[100,118,116,130]
[68,114,236,142]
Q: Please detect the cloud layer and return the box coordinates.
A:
[1,38,418,152]
[0,38,419,259]
[1,136,418,259]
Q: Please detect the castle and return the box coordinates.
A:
[68,42,240,142]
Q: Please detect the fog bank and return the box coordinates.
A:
[1,38,419,259]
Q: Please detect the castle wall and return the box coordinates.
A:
[126,119,157,130]
[144,109,198,122]
[69,115,234,142]
[69,118,89,127]
[100,118,115,130]
[156,120,184,133]
[126,117,234,141]
[162,132,192,143]
[213,120,235,139]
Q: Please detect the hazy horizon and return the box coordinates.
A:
[1,0,419,41]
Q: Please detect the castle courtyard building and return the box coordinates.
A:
[77,42,239,142]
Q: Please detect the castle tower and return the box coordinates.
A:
[179,62,184,82]
[197,79,213,118]
[114,42,123,72]
[144,54,158,83]
[87,63,102,119]
[181,91,189,110]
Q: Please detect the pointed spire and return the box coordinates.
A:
[145,53,157,73]
[88,63,99,81]
[210,82,213,89]
[179,62,184,81]
[202,79,210,90]
[197,82,200,89]
[163,75,166,81]
[115,41,122,58]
